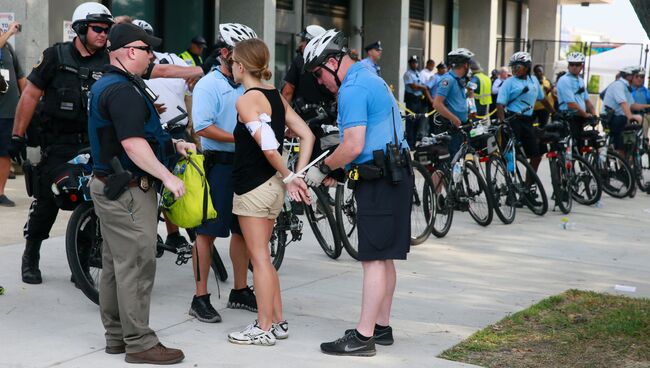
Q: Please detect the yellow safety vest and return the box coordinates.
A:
[179,50,202,67]
[475,72,492,106]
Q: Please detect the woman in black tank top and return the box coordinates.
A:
[227,38,315,345]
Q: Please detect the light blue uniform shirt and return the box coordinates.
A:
[496,75,544,116]
[557,73,589,112]
[632,85,650,105]
[436,71,468,122]
[426,74,441,97]
[404,69,424,96]
[338,62,408,165]
[192,69,244,152]
[602,79,635,116]
[359,57,380,76]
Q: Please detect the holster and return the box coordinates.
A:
[22,160,39,198]
[103,172,133,200]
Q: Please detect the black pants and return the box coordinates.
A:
[24,144,84,241]
[404,93,427,147]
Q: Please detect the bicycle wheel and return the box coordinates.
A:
[430,166,454,238]
[66,201,102,305]
[571,155,602,205]
[463,161,493,226]
[410,161,436,245]
[304,186,342,259]
[515,154,548,216]
[591,151,633,198]
[635,148,650,193]
[550,158,572,214]
[248,211,287,272]
[486,155,516,224]
[335,178,359,260]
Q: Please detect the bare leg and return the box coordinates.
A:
[193,234,215,296]
[376,260,396,326]
[163,213,180,236]
[356,260,388,337]
[239,216,277,331]
[272,269,283,322]
[229,233,249,290]
[0,157,10,195]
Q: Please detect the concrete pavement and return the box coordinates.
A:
[1,166,649,368]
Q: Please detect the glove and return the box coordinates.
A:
[8,135,26,164]
[303,165,327,187]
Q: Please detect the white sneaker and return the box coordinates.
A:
[272,320,289,339]
[228,321,276,346]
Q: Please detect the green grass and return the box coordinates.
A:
[439,290,650,368]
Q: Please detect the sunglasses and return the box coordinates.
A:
[123,45,152,53]
[568,63,583,67]
[90,25,110,34]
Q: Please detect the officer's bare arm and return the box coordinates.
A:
[17,77,26,93]
[541,98,555,115]
[567,102,588,117]
[433,95,461,126]
[281,82,295,103]
[496,104,506,122]
[283,98,315,172]
[585,99,596,115]
[323,126,365,170]
[196,125,234,143]
[150,65,204,80]
[12,81,43,136]
[122,137,177,183]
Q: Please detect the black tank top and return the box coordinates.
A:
[233,87,286,195]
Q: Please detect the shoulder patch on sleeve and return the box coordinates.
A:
[441,79,449,87]
[33,52,44,69]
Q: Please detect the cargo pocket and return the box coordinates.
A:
[358,209,394,251]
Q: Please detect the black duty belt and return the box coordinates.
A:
[95,174,156,192]
[43,132,89,145]
[204,150,235,164]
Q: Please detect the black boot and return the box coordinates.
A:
[21,240,42,284]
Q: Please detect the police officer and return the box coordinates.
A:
[432,48,474,158]
[496,52,555,173]
[556,52,596,145]
[179,35,207,68]
[359,40,382,76]
[9,3,204,285]
[602,66,650,156]
[630,67,650,140]
[190,22,258,323]
[469,60,492,118]
[87,22,193,364]
[403,55,432,147]
[280,24,328,104]
[303,29,413,357]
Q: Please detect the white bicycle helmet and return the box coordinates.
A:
[637,66,646,75]
[71,2,113,31]
[509,51,532,66]
[218,23,257,47]
[620,65,640,75]
[303,29,348,72]
[566,52,585,63]
[299,25,326,41]
[132,19,154,35]
[447,48,474,67]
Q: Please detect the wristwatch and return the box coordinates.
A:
[319,163,332,175]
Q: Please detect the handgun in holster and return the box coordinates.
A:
[103,157,133,200]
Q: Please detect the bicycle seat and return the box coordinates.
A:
[539,131,561,142]
[623,124,643,131]
[544,121,565,132]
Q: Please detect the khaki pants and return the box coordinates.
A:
[90,179,160,353]
[643,113,650,139]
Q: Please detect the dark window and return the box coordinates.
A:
[306,0,349,18]
[410,0,425,30]
[277,0,293,11]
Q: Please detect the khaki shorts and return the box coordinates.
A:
[233,174,285,219]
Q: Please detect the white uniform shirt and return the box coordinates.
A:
[145,51,190,126]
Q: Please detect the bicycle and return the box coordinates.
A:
[621,121,650,196]
[539,118,574,214]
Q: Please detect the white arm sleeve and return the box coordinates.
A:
[245,113,280,151]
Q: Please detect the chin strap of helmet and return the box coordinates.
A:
[318,53,345,87]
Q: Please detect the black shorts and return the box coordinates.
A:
[511,117,540,158]
[0,118,12,157]
[354,167,412,261]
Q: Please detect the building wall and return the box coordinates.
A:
[0,0,50,73]
[48,0,91,46]
[458,0,499,71]
[429,0,448,65]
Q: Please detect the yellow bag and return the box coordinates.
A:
[162,152,217,228]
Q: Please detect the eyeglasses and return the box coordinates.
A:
[124,45,152,53]
[568,63,583,67]
[89,25,110,34]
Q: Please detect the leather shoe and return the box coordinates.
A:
[105,344,126,354]
[125,343,184,365]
